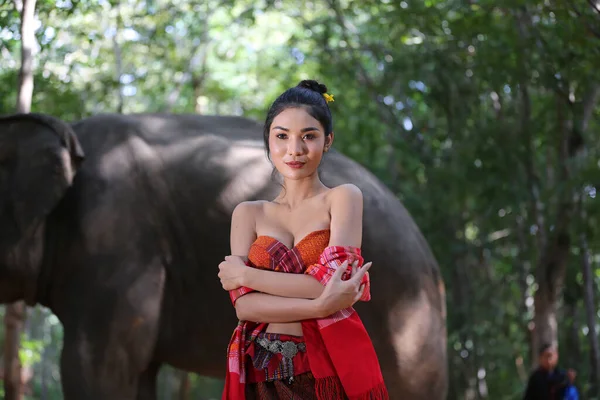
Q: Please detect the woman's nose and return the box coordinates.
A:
[288,137,305,155]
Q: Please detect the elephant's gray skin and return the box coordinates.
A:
[0,112,447,399]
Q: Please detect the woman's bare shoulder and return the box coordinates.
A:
[233,200,270,213]
[325,183,363,207]
[231,200,269,224]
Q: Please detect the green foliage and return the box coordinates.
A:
[19,337,43,367]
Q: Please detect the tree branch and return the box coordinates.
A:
[566,0,600,39]
[112,2,123,114]
[325,0,430,180]
[514,8,546,252]
[580,84,600,133]
[326,0,401,127]
[587,0,600,14]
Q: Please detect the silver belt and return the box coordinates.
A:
[253,335,307,383]
[256,336,307,359]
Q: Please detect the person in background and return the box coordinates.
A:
[523,343,578,400]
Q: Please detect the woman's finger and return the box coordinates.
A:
[354,283,366,302]
[351,262,372,283]
[332,260,349,281]
[351,260,358,278]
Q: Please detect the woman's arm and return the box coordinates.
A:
[304,184,372,302]
[241,268,325,299]
[234,292,327,322]
[236,260,370,323]
[235,184,364,298]
[227,202,327,321]
[328,183,363,247]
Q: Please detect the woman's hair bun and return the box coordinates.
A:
[297,80,328,95]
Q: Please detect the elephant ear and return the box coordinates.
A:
[4,114,84,236]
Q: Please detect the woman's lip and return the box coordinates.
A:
[285,161,305,169]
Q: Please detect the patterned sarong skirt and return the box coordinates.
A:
[244,332,318,400]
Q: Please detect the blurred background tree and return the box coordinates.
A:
[0,0,599,398]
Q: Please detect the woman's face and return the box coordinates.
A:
[268,107,333,181]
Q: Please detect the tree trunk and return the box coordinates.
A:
[5,0,37,398]
[113,1,124,113]
[40,321,49,400]
[581,227,599,397]
[178,371,190,400]
[515,215,534,381]
[15,0,36,114]
[192,70,207,115]
[531,225,571,361]
[528,77,598,366]
[563,299,582,369]
[161,367,173,399]
[3,302,26,400]
[513,8,576,368]
[448,243,482,399]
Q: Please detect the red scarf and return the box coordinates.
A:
[223,245,388,399]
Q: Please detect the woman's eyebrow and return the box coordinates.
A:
[271,126,320,132]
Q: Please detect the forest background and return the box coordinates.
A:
[0,0,599,399]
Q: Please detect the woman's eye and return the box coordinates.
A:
[276,133,287,139]
[303,134,316,140]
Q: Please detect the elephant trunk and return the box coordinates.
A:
[0,113,84,305]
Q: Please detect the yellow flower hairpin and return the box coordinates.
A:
[323,93,335,103]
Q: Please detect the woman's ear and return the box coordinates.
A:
[324,132,334,152]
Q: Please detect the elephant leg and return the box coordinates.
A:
[60,258,166,400]
[383,289,448,400]
[136,362,161,400]
[60,337,140,400]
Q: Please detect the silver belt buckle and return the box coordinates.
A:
[256,336,307,384]
[257,337,306,358]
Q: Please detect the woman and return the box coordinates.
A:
[218,80,388,399]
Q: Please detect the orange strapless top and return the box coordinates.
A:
[247,229,330,272]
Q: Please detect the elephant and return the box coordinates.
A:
[0,112,448,399]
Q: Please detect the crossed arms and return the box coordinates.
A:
[218,184,370,323]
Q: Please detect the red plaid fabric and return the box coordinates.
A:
[229,260,256,305]
[305,245,371,302]
[222,235,388,400]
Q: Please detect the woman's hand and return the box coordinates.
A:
[218,255,248,291]
[316,260,372,317]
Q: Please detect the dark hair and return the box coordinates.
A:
[262,80,333,159]
[538,343,553,356]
